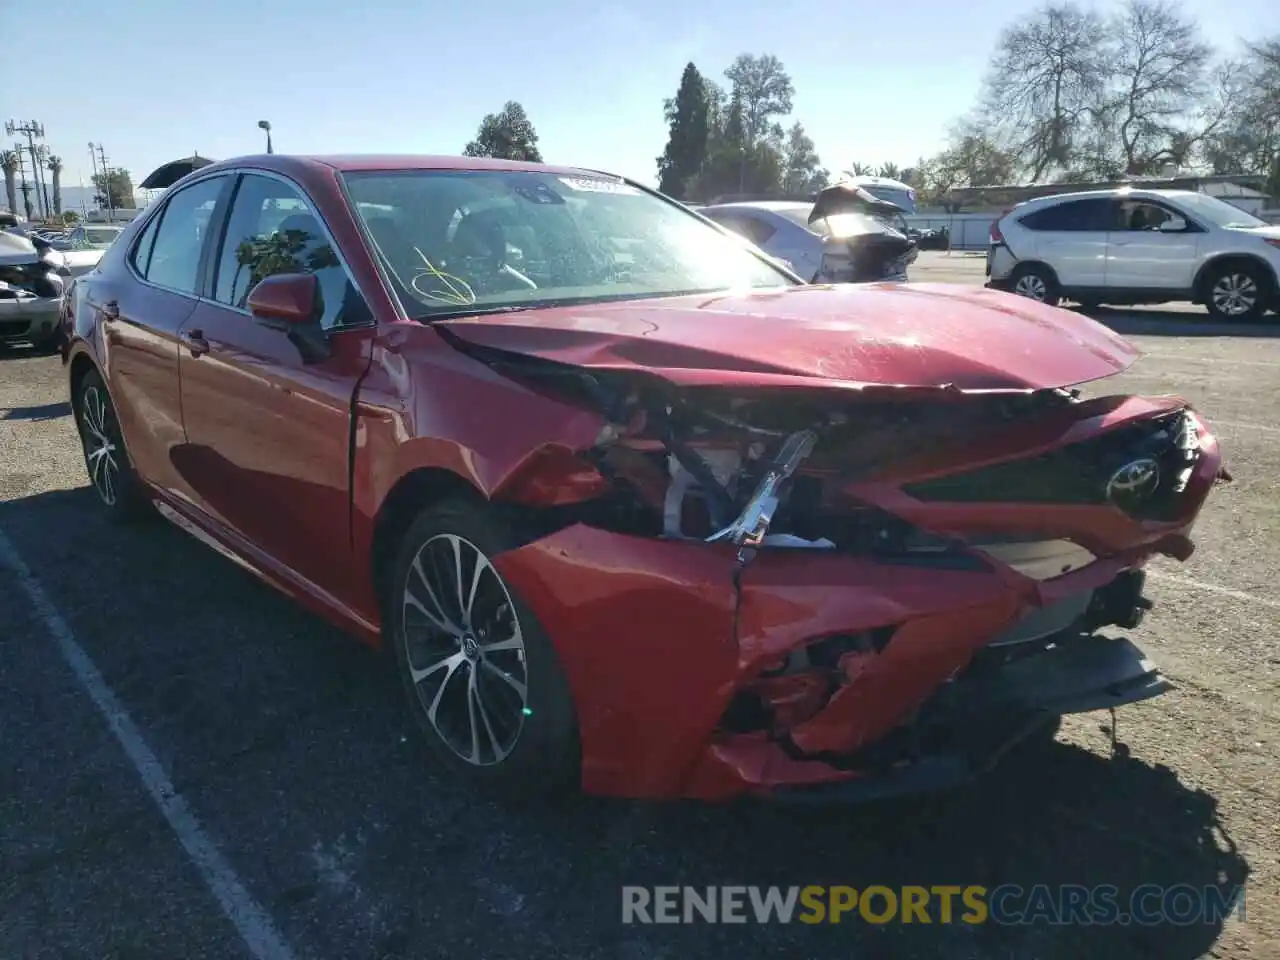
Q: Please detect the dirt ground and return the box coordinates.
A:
[1,258,1277,959]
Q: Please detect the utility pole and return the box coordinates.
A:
[97,144,115,221]
[12,145,34,219]
[88,141,116,221]
[88,141,100,214]
[6,120,46,219]
[258,120,274,154]
[35,145,51,219]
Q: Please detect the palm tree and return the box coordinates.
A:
[877,162,902,181]
[846,161,874,176]
[1,150,19,216]
[46,155,63,216]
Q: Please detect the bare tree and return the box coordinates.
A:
[1204,36,1280,187]
[981,2,1111,180]
[1101,0,1211,174]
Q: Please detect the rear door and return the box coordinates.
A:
[1103,198,1202,290]
[1015,197,1112,287]
[175,170,377,600]
[90,174,232,501]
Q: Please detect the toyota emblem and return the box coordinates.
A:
[1105,458,1161,502]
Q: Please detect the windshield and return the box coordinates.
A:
[1172,193,1266,229]
[82,228,121,247]
[342,170,794,319]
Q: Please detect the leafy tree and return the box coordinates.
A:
[92,168,136,209]
[876,162,902,180]
[656,63,711,199]
[723,54,795,148]
[463,101,543,162]
[781,123,828,194]
[61,210,80,225]
[1,150,18,216]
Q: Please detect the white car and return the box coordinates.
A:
[986,188,1280,321]
[700,200,917,282]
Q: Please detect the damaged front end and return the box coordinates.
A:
[0,230,68,348]
[447,331,1227,801]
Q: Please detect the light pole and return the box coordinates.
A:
[257,120,274,154]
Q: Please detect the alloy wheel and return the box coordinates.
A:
[401,533,529,766]
[1211,273,1258,317]
[1013,273,1048,301]
[79,385,120,506]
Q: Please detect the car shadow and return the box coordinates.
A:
[0,485,1251,960]
[1074,305,1280,339]
[1,401,72,422]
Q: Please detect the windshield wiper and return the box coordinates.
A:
[414,304,541,322]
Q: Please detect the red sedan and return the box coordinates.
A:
[63,154,1228,802]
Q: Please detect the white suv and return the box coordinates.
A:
[986,188,1280,321]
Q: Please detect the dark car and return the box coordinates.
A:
[63,154,1227,802]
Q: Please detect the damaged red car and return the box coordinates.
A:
[63,154,1228,802]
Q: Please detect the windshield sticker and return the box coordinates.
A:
[513,182,566,205]
[558,177,641,195]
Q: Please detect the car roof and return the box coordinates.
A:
[1014,187,1203,209]
[702,201,810,213]
[187,153,616,181]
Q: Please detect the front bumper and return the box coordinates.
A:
[0,297,62,345]
[491,404,1221,802]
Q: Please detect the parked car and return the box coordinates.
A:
[701,194,917,283]
[987,188,1280,320]
[64,154,1227,802]
[0,228,67,350]
[68,223,124,251]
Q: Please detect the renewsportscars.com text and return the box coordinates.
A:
[621,884,1246,926]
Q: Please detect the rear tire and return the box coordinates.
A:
[73,368,154,521]
[1010,264,1060,306]
[388,499,579,798]
[1203,262,1270,321]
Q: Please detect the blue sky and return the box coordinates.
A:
[1,0,1270,194]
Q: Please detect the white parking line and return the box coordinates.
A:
[1147,569,1280,611]
[0,529,298,960]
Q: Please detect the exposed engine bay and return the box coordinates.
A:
[0,230,67,346]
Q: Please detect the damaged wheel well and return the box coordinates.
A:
[371,467,484,621]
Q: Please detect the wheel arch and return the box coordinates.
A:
[68,348,103,414]
[1192,254,1279,302]
[370,466,485,621]
[1010,259,1061,286]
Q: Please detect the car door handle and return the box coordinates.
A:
[101,300,120,320]
[183,329,210,357]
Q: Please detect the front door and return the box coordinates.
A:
[1103,198,1202,291]
[175,171,376,602]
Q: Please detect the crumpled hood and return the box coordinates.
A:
[435,283,1140,392]
[0,230,41,268]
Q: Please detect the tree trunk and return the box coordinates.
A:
[51,170,62,216]
[3,172,16,214]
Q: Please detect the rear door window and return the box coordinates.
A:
[1019,198,1112,232]
[144,176,229,294]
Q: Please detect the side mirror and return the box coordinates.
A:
[246,272,318,326]
[1159,216,1188,233]
[245,273,331,363]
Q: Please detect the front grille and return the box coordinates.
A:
[904,411,1200,521]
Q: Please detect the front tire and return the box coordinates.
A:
[1204,262,1269,321]
[389,499,579,797]
[1010,263,1061,306]
[74,369,153,520]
